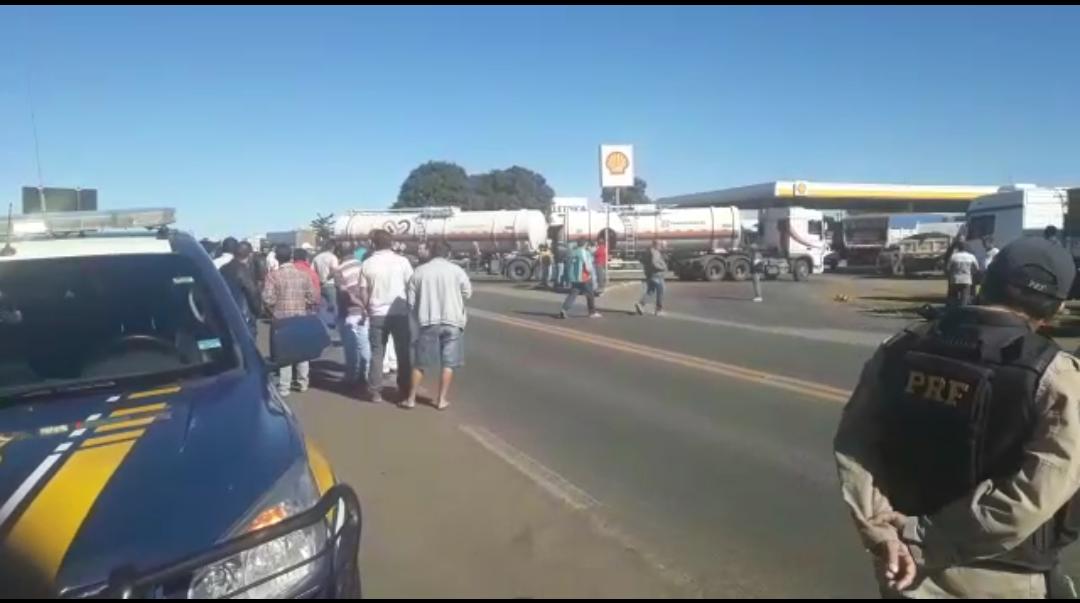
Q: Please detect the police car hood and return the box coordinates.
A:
[0,372,301,593]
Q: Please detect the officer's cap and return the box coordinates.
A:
[983,236,1076,300]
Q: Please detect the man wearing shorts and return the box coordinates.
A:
[404,241,472,410]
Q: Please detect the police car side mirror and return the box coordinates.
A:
[269,315,330,369]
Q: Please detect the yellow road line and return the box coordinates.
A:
[109,402,167,418]
[81,429,146,448]
[128,385,180,400]
[94,416,155,433]
[469,309,851,404]
[5,440,138,581]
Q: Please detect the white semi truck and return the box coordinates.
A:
[333,204,829,283]
[550,205,828,282]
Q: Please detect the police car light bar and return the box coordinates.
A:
[1,208,176,238]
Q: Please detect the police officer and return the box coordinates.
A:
[835,237,1080,598]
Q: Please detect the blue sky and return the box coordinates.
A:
[2,6,1078,238]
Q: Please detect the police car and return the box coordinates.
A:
[0,208,361,597]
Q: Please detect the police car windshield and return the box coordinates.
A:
[0,253,238,399]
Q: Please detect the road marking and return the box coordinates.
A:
[469,308,851,404]
[472,284,885,348]
[460,423,701,594]
[460,424,599,511]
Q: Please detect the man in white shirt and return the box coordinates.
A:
[312,244,341,327]
[947,242,979,307]
[359,229,414,403]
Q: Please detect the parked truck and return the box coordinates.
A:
[332,207,548,280]
[550,204,828,282]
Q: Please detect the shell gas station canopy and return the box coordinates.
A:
[658,180,1001,213]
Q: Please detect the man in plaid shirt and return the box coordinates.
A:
[262,244,318,396]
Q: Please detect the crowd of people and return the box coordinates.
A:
[538,237,672,318]
[209,230,472,410]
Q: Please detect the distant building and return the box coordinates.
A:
[265,229,317,249]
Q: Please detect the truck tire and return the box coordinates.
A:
[728,257,751,282]
[676,267,696,281]
[792,258,811,282]
[704,259,727,282]
[506,258,533,282]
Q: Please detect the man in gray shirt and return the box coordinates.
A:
[403,241,472,410]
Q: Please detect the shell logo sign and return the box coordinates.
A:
[605,151,630,176]
[599,144,635,188]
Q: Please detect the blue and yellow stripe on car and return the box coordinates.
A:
[0,391,176,583]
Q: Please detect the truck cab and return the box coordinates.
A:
[759,207,828,275]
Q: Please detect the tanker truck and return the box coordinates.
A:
[332,207,548,281]
[550,205,826,282]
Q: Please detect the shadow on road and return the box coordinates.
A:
[859,294,947,304]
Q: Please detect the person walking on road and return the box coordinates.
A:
[635,240,667,316]
[220,242,261,338]
[313,243,341,328]
[946,242,978,307]
[262,244,318,397]
[553,241,569,289]
[537,244,553,289]
[834,236,1080,598]
[333,242,371,392]
[403,241,472,410]
[750,245,764,303]
[594,238,609,296]
[558,241,600,319]
[360,229,414,403]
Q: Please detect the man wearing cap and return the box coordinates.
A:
[834,237,1080,598]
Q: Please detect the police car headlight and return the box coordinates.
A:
[188,461,327,599]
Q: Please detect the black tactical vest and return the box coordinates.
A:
[879,306,1079,572]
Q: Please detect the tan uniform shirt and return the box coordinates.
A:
[835,322,1080,598]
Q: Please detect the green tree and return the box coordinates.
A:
[601,177,650,206]
[468,166,555,215]
[394,161,472,209]
[310,213,335,248]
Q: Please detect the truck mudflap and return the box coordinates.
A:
[65,485,363,599]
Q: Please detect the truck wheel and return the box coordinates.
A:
[728,258,751,282]
[676,268,695,281]
[704,259,727,282]
[506,259,532,282]
[792,258,811,282]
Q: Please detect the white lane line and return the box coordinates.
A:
[460,424,599,511]
[69,428,86,438]
[0,453,62,528]
[54,441,73,453]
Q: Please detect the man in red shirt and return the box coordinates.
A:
[593,238,609,296]
[292,247,322,298]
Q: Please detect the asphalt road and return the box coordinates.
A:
[289,274,1080,597]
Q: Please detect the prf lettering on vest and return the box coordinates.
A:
[905,370,971,405]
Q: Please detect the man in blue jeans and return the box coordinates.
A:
[558,241,600,319]
[404,241,472,410]
[333,242,371,391]
[635,240,667,317]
